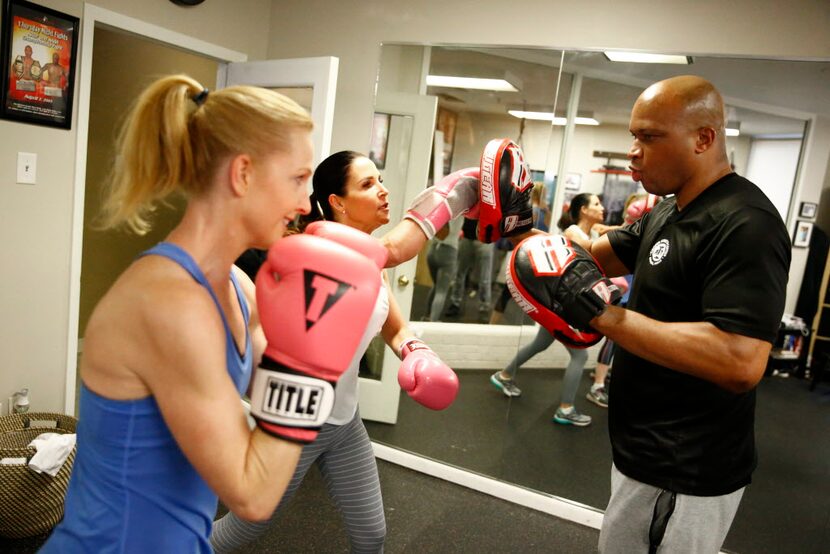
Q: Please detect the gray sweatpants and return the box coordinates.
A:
[211,411,385,553]
[599,464,744,554]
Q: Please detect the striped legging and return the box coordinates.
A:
[210,411,386,553]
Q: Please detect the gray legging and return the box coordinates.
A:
[504,326,588,405]
[426,241,458,321]
[450,237,493,310]
[210,411,385,553]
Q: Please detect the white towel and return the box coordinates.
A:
[28,432,76,477]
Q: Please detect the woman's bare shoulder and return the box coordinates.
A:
[82,257,224,398]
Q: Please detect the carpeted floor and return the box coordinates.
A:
[366,370,830,554]
[0,460,600,553]
[3,375,827,553]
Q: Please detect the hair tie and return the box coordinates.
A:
[193,88,209,107]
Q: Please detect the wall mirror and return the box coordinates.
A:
[363,44,829,553]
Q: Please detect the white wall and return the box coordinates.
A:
[0,0,272,413]
[451,113,561,172]
[266,0,829,154]
[413,323,600,371]
[745,139,802,221]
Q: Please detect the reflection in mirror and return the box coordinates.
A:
[363,46,828,554]
[403,46,566,327]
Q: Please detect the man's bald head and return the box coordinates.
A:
[627,75,733,202]
[638,76,726,136]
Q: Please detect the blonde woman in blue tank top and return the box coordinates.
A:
[42,75,315,553]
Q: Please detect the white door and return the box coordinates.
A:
[358,92,437,423]
[219,57,338,166]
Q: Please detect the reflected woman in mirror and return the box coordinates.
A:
[490,193,612,425]
[591,193,654,401]
[424,216,463,321]
[211,151,459,553]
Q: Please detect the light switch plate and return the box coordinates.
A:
[17,152,37,184]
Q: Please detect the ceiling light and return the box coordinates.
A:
[603,51,692,64]
[426,75,518,92]
[508,110,599,125]
[726,121,741,137]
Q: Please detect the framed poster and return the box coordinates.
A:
[0,0,79,129]
[436,107,457,175]
[793,220,813,248]
[368,112,390,169]
[799,201,817,220]
[564,172,582,191]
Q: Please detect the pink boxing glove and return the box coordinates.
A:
[404,167,480,239]
[624,194,660,225]
[610,276,629,294]
[251,225,386,443]
[304,220,389,269]
[397,338,459,410]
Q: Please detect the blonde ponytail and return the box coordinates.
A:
[99,74,313,234]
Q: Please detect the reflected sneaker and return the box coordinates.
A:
[586,386,609,408]
[490,372,522,397]
[553,407,591,426]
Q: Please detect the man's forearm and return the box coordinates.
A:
[591,305,769,393]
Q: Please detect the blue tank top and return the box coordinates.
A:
[42,243,252,553]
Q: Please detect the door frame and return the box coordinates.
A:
[218,57,338,166]
[358,91,437,423]
[65,5,248,413]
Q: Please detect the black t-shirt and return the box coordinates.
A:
[606,173,791,496]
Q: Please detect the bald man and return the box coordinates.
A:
[507,76,791,552]
[584,76,790,553]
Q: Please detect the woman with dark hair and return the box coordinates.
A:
[212,151,459,553]
[489,192,618,425]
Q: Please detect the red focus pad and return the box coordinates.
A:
[505,234,623,349]
[477,138,534,243]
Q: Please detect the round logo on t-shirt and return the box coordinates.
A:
[649,239,670,265]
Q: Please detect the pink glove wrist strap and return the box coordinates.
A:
[399,337,429,360]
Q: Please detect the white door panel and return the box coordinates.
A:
[359,92,437,423]
[220,57,338,167]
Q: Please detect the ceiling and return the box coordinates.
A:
[425,46,829,137]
